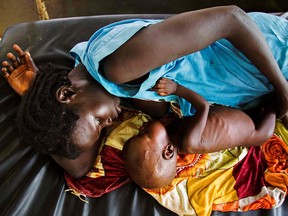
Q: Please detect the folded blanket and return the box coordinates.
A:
[144,120,287,215]
[65,108,288,216]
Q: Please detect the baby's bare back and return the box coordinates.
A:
[202,106,256,150]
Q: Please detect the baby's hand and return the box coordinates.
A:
[1,44,38,96]
[151,77,177,96]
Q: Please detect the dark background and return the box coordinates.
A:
[1,0,288,36]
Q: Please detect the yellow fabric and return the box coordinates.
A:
[187,169,238,216]
[105,112,150,150]
[275,119,288,144]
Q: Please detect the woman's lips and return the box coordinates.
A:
[116,106,122,114]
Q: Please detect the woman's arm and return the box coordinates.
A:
[103,5,288,118]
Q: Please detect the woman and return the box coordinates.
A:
[2,6,287,178]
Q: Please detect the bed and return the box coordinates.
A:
[0,13,287,216]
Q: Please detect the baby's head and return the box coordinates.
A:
[122,120,177,189]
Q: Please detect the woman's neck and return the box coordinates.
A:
[68,63,94,82]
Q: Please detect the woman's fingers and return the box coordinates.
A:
[1,44,25,77]
[2,61,14,73]
[13,44,26,65]
[7,52,20,68]
[24,52,37,71]
[1,67,10,79]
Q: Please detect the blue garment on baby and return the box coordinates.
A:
[70,13,288,116]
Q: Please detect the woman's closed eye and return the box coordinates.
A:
[139,128,151,138]
[95,118,101,125]
[95,117,114,128]
[145,131,151,138]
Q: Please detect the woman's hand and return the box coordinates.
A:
[1,44,38,96]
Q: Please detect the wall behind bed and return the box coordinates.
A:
[1,0,288,38]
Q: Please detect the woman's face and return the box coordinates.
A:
[68,81,122,150]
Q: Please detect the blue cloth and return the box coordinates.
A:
[70,13,288,116]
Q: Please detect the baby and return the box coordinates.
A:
[122,78,276,189]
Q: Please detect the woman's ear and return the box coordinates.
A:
[55,85,76,104]
[163,143,175,159]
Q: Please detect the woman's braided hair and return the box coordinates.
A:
[17,65,80,159]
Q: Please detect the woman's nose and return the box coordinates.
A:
[103,117,113,127]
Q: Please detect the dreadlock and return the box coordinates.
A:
[17,64,80,159]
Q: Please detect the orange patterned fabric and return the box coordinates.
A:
[262,134,288,194]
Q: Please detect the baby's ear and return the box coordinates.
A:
[163,143,175,159]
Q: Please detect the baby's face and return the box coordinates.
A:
[135,120,176,160]
[124,120,177,188]
[138,120,168,145]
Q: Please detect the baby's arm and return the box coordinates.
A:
[152,78,209,152]
[1,44,38,96]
